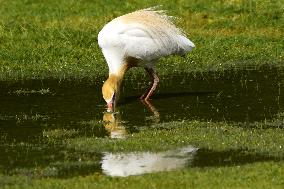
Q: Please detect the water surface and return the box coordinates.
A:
[0,67,283,177]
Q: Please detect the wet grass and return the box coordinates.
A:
[10,88,52,95]
[1,115,284,188]
[1,0,284,188]
[0,69,283,187]
[64,115,284,156]
[0,74,283,188]
[2,162,284,189]
[0,0,283,80]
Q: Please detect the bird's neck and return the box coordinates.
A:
[108,58,136,84]
[106,63,129,99]
[109,64,128,80]
[108,56,139,77]
[106,57,139,98]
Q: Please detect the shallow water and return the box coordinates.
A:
[102,146,198,177]
[0,67,283,177]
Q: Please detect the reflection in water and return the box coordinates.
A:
[103,112,127,139]
[0,68,283,177]
[101,146,198,177]
[141,100,160,123]
[102,100,160,138]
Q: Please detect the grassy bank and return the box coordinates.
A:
[2,162,284,189]
[0,0,283,80]
[1,113,284,188]
[1,0,284,188]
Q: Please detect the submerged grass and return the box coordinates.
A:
[63,113,284,156]
[0,0,283,80]
[1,114,284,188]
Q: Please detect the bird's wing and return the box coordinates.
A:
[118,26,164,61]
[98,22,165,61]
[118,24,194,61]
[98,12,195,70]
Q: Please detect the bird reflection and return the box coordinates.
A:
[102,145,198,177]
[103,112,127,139]
[141,100,160,123]
[102,100,160,138]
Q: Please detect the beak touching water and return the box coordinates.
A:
[107,101,114,112]
[106,93,116,112]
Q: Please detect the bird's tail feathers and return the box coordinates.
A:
[177,35,195,54]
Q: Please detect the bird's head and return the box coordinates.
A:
[102,75,121,112]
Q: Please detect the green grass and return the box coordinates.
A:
[2,113,284,189]
[0,0,283,80]
[1,0,284,188]
[2,162,284,189]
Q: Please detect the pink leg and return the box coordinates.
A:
[140,68,159,100]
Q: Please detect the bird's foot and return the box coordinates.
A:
[139,94,146,100]
[140,92,153,101]
[140,88,152,100]
[140,94,149,100]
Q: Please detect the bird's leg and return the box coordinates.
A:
[140,67,159,100]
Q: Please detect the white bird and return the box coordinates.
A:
[98,8,195,111]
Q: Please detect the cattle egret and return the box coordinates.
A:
[98,8,195,111]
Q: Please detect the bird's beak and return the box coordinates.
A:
[107,101,114,112]
[106,93,116,112]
